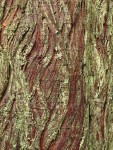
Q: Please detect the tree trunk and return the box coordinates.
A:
[0,0,113,149]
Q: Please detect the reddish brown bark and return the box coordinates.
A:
[0,0,113,150]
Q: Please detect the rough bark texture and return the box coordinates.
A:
[0,0,113,150]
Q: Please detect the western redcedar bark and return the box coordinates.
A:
[0,0,113,149]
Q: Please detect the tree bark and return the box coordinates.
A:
[0,0,113,150]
